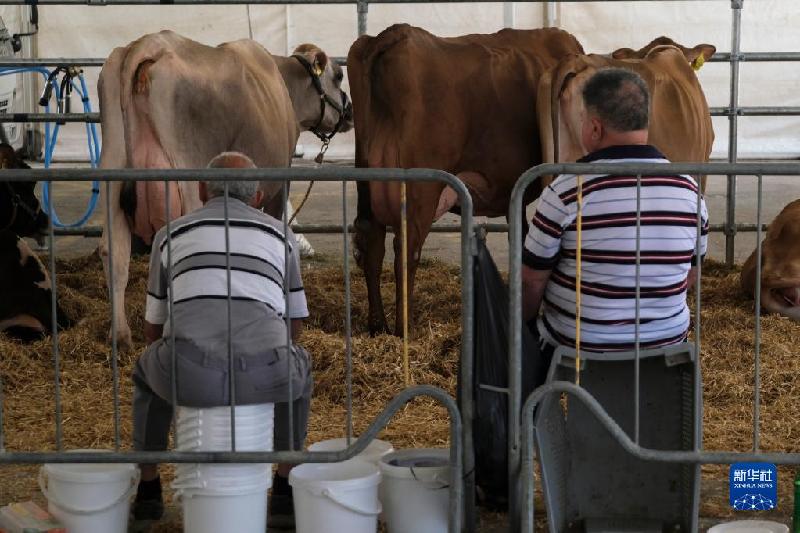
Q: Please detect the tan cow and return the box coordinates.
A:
[536,38,715,184]
[741,200,800,320]
[348,24,584,335]
[99,30,351,348]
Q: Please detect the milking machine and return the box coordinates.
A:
[0,14,101,229]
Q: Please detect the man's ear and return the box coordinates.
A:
[199,182,209,203]
[591,116,603,141]
[251,189,265,209]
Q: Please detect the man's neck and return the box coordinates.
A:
[594,129,648,150]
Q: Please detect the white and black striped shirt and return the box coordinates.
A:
[145,196,308,352]
[524,145,708,352]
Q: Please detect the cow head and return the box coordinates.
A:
[291,44,354,142]
[0,144,48,241]
[612,37,716,70]
[744,200,800,320]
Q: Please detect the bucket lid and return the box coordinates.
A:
[289,458,380,491]
[308,437,393,463]
[708,521,789,533]
[43,450,137,484]
[379,449,450,481]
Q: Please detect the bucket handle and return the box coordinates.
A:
[410,467,449,490]
[321,488,382,516]
[39,468,140,515]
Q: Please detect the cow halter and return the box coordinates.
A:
[1,181,42,231]
[292,54,350,163]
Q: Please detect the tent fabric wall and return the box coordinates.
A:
[1,2,797,160]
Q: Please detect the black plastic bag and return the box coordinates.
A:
[468,234,549,510]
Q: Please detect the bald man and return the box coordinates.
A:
[132,152,313,527]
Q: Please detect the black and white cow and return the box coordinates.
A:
[0,143,49,239]
[0,144,72,340]
[0,229,72,340]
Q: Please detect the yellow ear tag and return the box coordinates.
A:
[692,54,705,71]
[313,65,324,77]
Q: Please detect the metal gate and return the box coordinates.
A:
[0,166,474,533]
[508,161,800,532]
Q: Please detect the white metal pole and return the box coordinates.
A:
[544,0,557,27]
[503,1,514,28]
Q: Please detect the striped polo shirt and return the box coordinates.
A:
[145,196,308,355]
[524,144,708,352]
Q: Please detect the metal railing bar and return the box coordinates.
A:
[710,51,800,62]
[753,175,762,452]
[711,106,800,117]
[224,184,236,452]
[634,174,641,445]
[4,107,799,125]
[165,182,178,438]
[283,182,294,451]
[47,221,782,238]
[519,381,800,533]
[47,180,62,450]
[0,0,738,4]
[105,182,121,450]
[3,51,799,69]
[0,57,348,67]
[0,113,100,123]
[726,0,742,267]
[5,163,800,182]
[343,180,353,444]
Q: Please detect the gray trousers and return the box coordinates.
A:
[133,338,312,453]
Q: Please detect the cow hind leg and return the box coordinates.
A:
[99,181,134,349]
[354,182,389,335]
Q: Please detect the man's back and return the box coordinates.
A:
[524,144,708,351]
[145,196,308,355]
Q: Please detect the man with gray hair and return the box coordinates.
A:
[131,152,312,528]
[522,68,708,359]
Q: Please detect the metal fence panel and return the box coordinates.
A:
[0,166,474,533]
[509,161,800,532]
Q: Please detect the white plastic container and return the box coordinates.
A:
[172,404,274,533]
[39,451,138,533]
[708,521,789,533]
[308,437,394,465]
[290,458,382,533]
[379,449,450,533]
[175,469,269,533]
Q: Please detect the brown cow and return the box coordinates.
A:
[536,39,716,184]
[348,24,584,335]
[99,31,351,348]
[741,199,800,320]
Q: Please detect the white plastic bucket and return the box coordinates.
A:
[290,458,382,533]
[40,451,138,533]
[379,449,450,533]
[708,521,789,533]
[173,404,274,533]
[308,437,394,465]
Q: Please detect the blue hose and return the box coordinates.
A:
[0,67,101,228]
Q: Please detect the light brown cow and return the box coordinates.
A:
[99,30,351,348]
[741,199,800,320]
[348,24,584,335]
[536,38,716,183]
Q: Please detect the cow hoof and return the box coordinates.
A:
[368,321,391,337]
[109,327,133,351]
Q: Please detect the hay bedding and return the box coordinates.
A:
[1,253,799,527]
